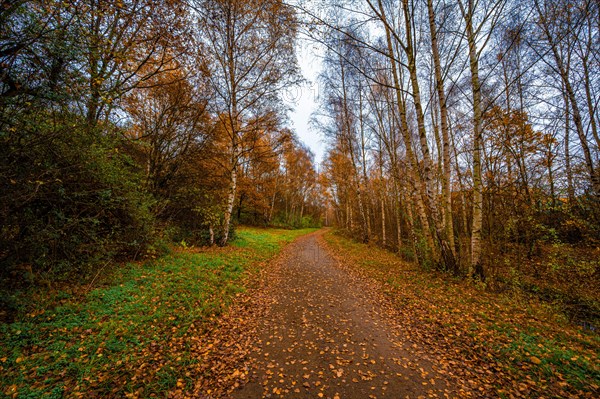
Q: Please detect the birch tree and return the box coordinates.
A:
[193,0,299,244]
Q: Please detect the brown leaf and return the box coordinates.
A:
[529,356,542,365]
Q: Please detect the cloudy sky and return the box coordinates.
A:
[285,36,326,166]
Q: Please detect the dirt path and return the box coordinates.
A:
[232,232,456,399]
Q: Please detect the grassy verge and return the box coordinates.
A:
[323,230,599,398]
[0,227,316,398]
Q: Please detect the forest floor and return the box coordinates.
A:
[1,228,599,398]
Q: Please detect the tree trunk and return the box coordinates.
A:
[221,164,237,246]
[427,0,457,265]
[381,194,386,246]
[340,53,369,242]
[376,0,437,260]
[535,0,600,196]
[268,175,278,223]
[564,91,575,202]
[359,90,372,241]
[463,1,485,279]
[209,224,215,246]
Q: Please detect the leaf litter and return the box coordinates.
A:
[232,231,462,399]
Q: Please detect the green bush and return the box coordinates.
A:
[0,111,156,284]
[300,215,321,228]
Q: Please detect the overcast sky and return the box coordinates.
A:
[285,36,326,166]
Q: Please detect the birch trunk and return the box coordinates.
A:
[376,0,437,258]
[340,53,370,242]
[221,164,237,246]
[535,0,600,196]
[427,0,456,260]
[464,3,484,278]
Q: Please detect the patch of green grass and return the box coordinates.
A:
[498,331,600,390]
[0,227,316,398]
[233,227,316,252]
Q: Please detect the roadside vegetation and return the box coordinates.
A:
[323,230,600,398]
[0,227,315,399]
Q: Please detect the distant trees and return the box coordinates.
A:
[314,0,600,280]
[235,132,320,227]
